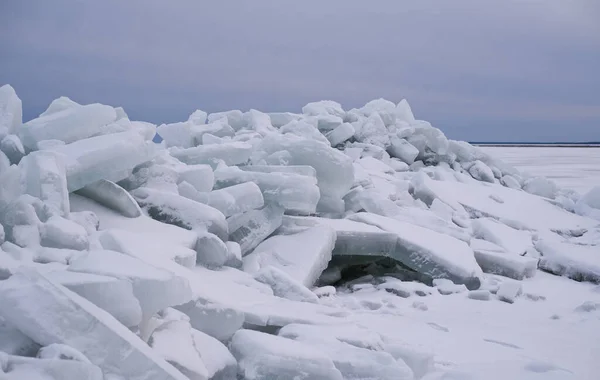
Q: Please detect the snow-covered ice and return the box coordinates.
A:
[1,90,600,379]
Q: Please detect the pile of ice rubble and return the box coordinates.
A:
[0,82,599,380]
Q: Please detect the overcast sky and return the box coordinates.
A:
[1,0,599,142]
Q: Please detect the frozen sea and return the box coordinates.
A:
[480,146,600,195]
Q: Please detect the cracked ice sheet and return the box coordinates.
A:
[321,272,600,379]
[418,176,598,233]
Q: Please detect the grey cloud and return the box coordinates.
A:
[0,0,598,142]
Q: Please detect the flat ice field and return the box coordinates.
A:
[1,83,600,380]
[481,146,600,195]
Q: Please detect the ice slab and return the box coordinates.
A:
[280,119,331,145]
[0,84,22,135]
[176,299,245,342]
[230,329,343,380]
[181,181,264,217]
[0,353,103,380]
[170,141,252,166]
[191,329,237,380]
[149,315,210,380]
[256,133,354,200]
[70,193,199,250]
[1,134,25,165]
[76,179,142,218]
[325,122,355,146]
[472,248,538,280]
[98,228,197,268]
[388,136,419,164]
[19,150,70,216]
[302,100,345,118]
[254,266,320,303]
[279,324,414,380]
[523,176,557,199]
[174,164,214,193]
[0,269,189,380]
[228,204,284,256]
[354,113,389,147]
[496,280,523,303]
[191,121,235,144]
[207,110,245,130]
[412,174,597,233]
[347,212,483,289]
[19,98,116,150]
[0,317,39,356]
[131,187,228,240]
[536,239,600,283]
[40,215,89,251]
[214,166,319,214]
[156,122,195,148]
[243,226,336,287]
[468,160,495,183]
[277,215,399,260]
[45,270,142,327]
[472,217,533,254]
[48,130,157,192]
[68,249,193,321]
[267,112,302,128]
[194,231,229,268]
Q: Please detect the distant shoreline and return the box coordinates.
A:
[472,142,600,148]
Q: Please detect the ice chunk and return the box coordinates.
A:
[214,166,319,214]
[472,218,533,254]
[468,160,495,183]
[523,176,557,199]
[191,329,237,380]
[278,215,399,259]
[40,215,89,251]
[501,174,521,189]
[48,130,156,192]
[0,269,189,380]
[384,342,433,379]
[239,164,317,177]
[357,156,395,174]
[230,329,343,380]
[348,213,483,289]
[176,299,245,342]
[254,266,320,303]
[0,84,22,134]
[156,122,196,148]
[574,186,600,221]
[225,241,243,268]
[207,110,245,130]
[395,99,416,124]
[191,120,235,144]
[19,150,69,216]
[268,112,302,128]
[536,239,600,283]
[195,231,229,268]
[149,315,210,380]
[19,99,117,150]
[0,317,40,356]
[412,173,596,232]
[188,109,208,125]
[45,270,142,327]
[170,141,252,166]
[0,134,25,165]
[244,226,336,287]
[0,353,103,380]
[68,250,192,321]
[279,324,413,380]
[433,278,467,295]
[131,187,228,240]
[496,280,522,303]
[354,113,389,147]
[76,179,141,218]
[359,98,397,126]
[243,109,276,136]
[228,204,284,255]
[172,164,214,193]
[98,228,197,269]
[388,137,419,164]
[256,133,354,200]
[325,122,355,146]
[182,182,264,217]
[472,248,538,280]
[302,100,345,118]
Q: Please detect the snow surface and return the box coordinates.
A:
[1,90,599,380]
